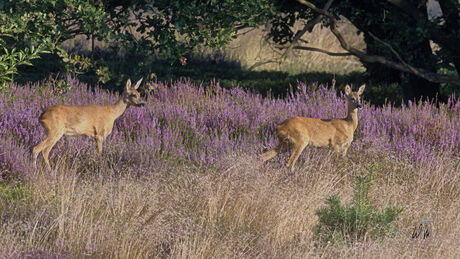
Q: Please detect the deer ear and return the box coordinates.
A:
[345,84,352,95]
[358,84,366,95]
[125,79,132,90]
[133,78,143,90]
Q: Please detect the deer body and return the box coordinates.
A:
[262,84,365,171]
[33,78,144,169]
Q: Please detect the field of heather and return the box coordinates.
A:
[0,77,459,258]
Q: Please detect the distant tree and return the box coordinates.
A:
[0,0,120,84]
[2,0,459,101]
[330,0,459,100]
[0,0,114,49]
[122,0,273,61]
[258,0,460,101]
[122,0,459,100]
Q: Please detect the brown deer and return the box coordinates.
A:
[33,78,145,169]
[262,84,365,171]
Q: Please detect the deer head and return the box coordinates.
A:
[345,84,365,110]
[123,78,145,107]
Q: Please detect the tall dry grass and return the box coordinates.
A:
[1,153,459,258]
[220,20,365,74]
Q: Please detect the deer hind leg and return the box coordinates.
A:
[262,135,292,162]
[286,134,309,171]
[286,141,308,171]
[261,148,277,162]
[262,141,286,162]
[41,130,64,170]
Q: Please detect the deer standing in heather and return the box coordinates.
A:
[33,78,145,169]
[262,84,366,171]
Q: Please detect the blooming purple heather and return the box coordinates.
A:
[0,77,458,179]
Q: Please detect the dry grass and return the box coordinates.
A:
[1,151,458,258]
[62,18,365,75]
[222,19,365,74]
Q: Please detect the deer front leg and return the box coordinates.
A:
[95,135,104,155]
[333,143,349,161]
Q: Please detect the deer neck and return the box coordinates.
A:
[346,104,359,131]
[110,97,129,120]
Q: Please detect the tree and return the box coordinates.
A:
[331,0,453,100]
[126,0,274,60]
[262,0,459,101]
[0,0,121,85]
[0,1,52,89]
[1,0,114,49]
[2,0,458,101]
[127,0,459,100]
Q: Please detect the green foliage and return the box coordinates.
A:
[313,164,403,244]
[1,0,113,46]
[56,48,92,75]
[0,183,29,204]
[130,0,274,61]
[0,0,116,87]
[0,36,49,91]
[2,0,458,101]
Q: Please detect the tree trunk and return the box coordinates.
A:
[437,0,460,76]
[404,34,440,102]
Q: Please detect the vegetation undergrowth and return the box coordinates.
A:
[0,78,458,257]
[18,55,406,106]
[314,164,403,245]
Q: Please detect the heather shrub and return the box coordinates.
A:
[0,76,458,180]
[314,165,403,244]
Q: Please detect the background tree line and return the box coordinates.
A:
[1,0,458,102]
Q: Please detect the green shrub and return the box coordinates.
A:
[313,165,402,244]
[0,39,47,91]
[0,183,29,204]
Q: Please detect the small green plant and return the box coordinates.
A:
[313,164,403,244]
[0,183,28,204]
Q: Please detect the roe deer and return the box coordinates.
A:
[262,84,365,171]
[33,78,145,169]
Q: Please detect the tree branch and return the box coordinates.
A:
[296,0,460,86]
[249,0,334,71]
[276,44,352,56]
[236,27,257,36]
[292,46,352,56]
[248,58,280,71]
[280,0,334,60]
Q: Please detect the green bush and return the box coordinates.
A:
[0,37,48,91]
[0,183,29,205]
[313,166,402,244]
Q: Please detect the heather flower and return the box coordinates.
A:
[0,76,458,180]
